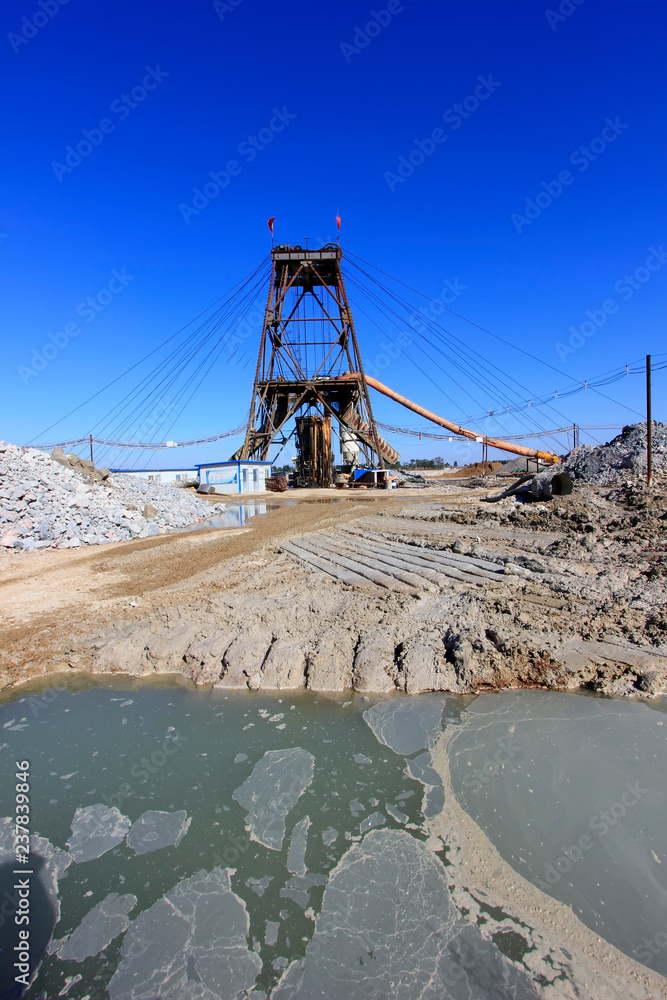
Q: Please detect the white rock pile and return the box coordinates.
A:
[563,421,666,485]
[0,443,225,552]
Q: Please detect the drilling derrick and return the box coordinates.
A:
[234,243,398,486]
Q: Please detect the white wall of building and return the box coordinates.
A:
[197,461,272,494]
[111,468,196,484]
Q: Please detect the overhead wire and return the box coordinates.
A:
[344,249,647,421]
[27,255,271,446]
[345,256,578,438]
[345,266,572,450]
[92,261,271,467]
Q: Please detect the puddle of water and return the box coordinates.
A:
[194,502,278,530]
[448,689,667,975]
[1,680,664,997]
[0,681,452,998]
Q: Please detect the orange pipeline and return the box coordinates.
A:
[343,374,560,464]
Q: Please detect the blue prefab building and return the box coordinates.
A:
[195,460,273,494]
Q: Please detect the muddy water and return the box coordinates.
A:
[0,680,665,999]
[447,690,667,975]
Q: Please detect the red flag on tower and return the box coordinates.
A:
[335,215,341,230]
[268,217,276,234]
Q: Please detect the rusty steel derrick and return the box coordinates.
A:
[234,244,393,485]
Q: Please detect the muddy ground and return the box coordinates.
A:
[1,473,666,698]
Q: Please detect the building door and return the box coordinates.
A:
[252,469,259,491]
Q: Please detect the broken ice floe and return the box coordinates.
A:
[286,816,310,877]
[359,811,386,834]
[322,827,338,847]
[385,804,408,824]
[246,875,273,897]
[126,809,191,855]
[280,874,327,910]
[67,804,132,863]
[405,751,446,819]
[265,920,280,947]
[353,753,372,764]
[50,893,137,962]
[107,867,261,1000]
[272,829,540,1000]
[232,748,315,850]
[362,695,447,755]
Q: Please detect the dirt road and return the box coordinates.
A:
[1,478,665,698]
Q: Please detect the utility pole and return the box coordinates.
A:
[646,354,652,488]
[89,433,94,465]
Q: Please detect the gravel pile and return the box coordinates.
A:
[563,422,666,485]
[0,443,224,552]
[392,470,433,488]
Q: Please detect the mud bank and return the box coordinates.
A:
[1,475,665,699]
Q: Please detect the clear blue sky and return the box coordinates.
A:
[1,0,665,468]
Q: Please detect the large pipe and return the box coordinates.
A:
[341,374,560,464]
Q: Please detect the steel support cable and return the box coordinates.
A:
[346,264,558,431]
[130,295,263,470]
[93,265,271,465]
[344,250,647,419]
[348,291,473,421]
[345,272,494,418]
[53,261,270,466]
[345,272,488,422]
[34,424,250,453]
[346,271,564,449]
[93,263,270,451]
[345,271,559,445]
[349,259,650,432]
[27,255,271,446]
[122,265,273,469]
[347,257,538,408]
[346,272,585,452]
[346,258,574,434]
[96,258,270,438]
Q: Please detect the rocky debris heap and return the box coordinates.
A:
[562,421,666,485]
[0,443,224,552]
[392,470,432,488]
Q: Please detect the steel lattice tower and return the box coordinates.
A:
[234,243,398,486]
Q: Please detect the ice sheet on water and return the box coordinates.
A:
[107,866,261,1000]
[353,753,372,764]
[232,748,315,851]
[286,816,310,877]
[272,829,541,1000]
[51,893,137,962]
[362,695,447,755]
[126,810,191,855]
[67,804,132,863]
